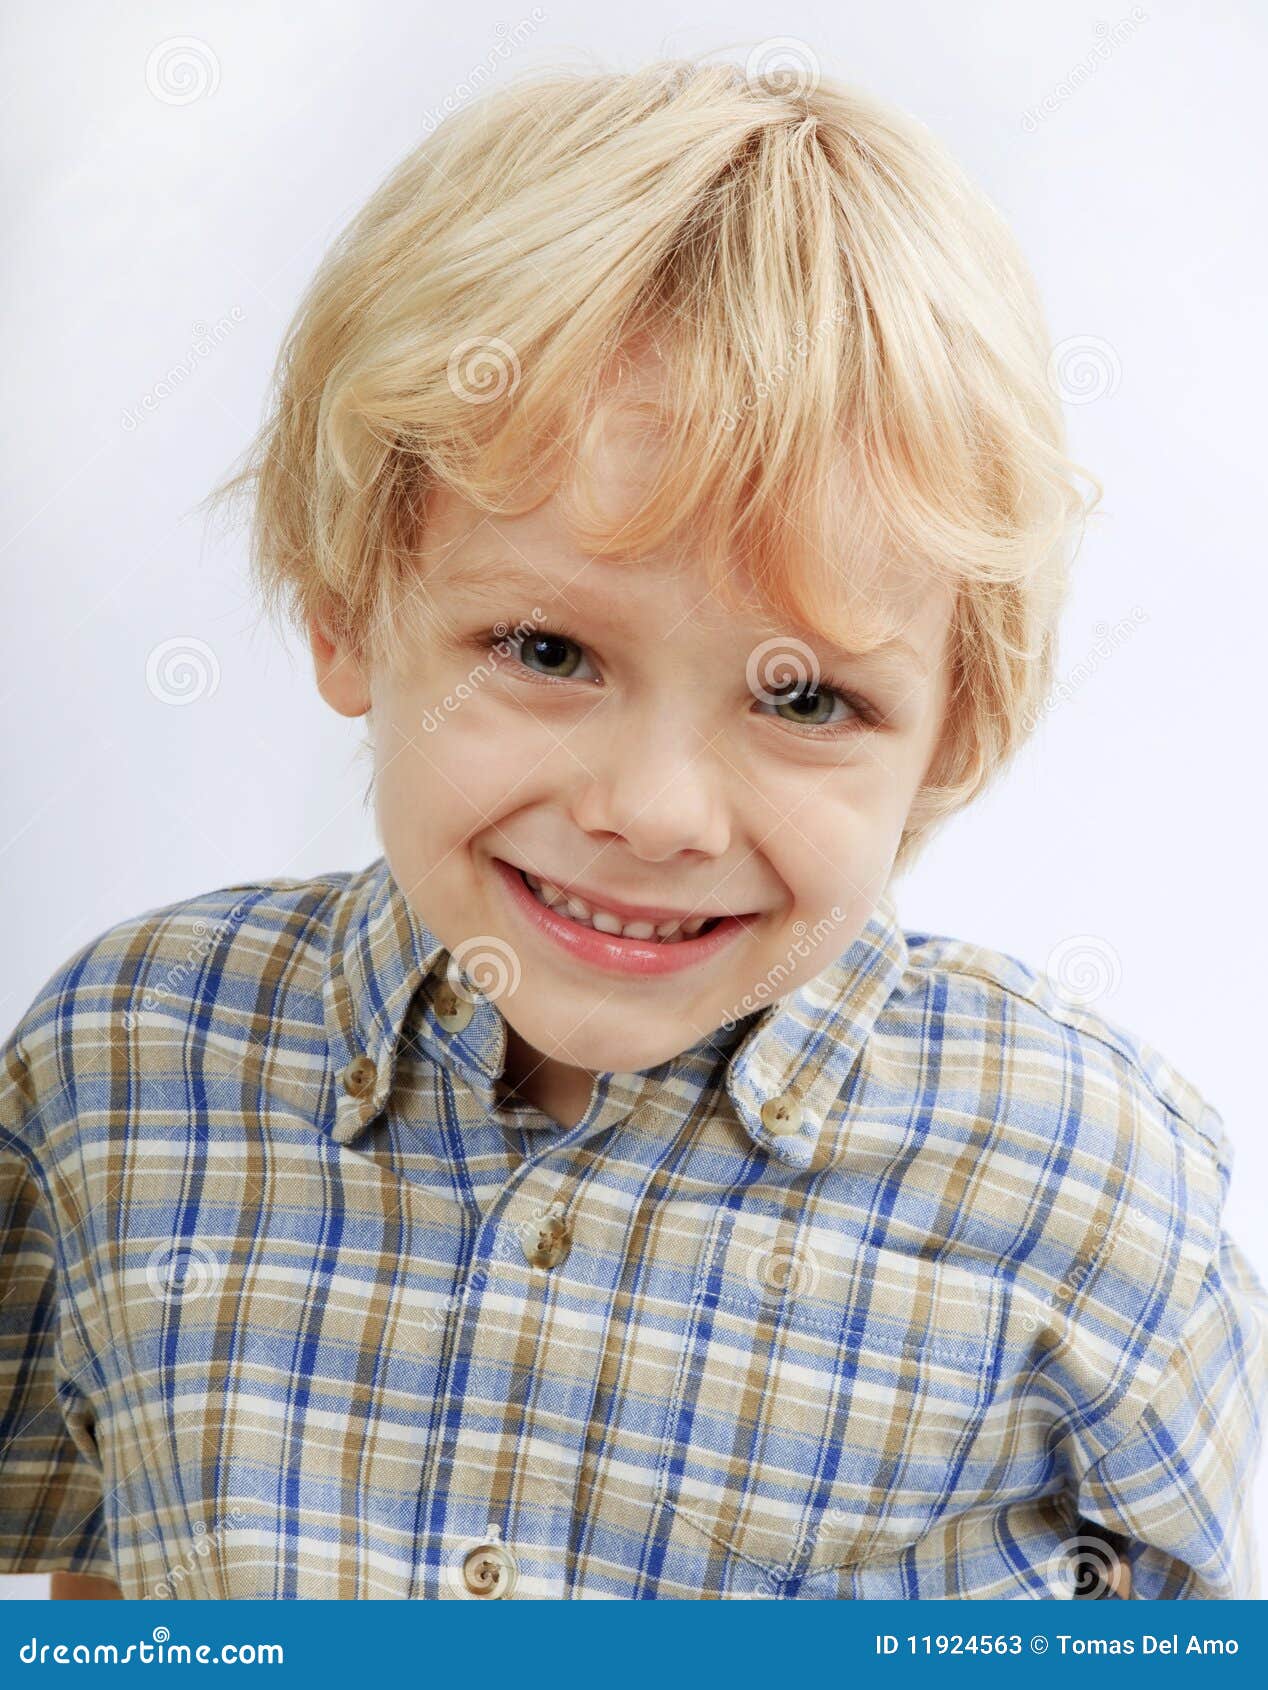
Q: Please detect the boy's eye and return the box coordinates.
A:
[512,632,590,679]
[489,626,876,733]
[761,682,858,730]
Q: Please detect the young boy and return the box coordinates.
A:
[2,58,1264,1602]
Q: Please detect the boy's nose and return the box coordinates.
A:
[568,739,731,862]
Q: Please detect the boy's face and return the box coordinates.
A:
[311,411,953,1105]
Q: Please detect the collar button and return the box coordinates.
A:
[760,1093,804,1136]
[433,983,475,1033]
[340,1054,377,1098]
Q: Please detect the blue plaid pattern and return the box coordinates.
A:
[2,856,1265,1598]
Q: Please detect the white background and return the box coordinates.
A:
[2,0,1265,1599]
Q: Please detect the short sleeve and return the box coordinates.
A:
[1072,1228,1268,1599]
[0,1139,115,1577]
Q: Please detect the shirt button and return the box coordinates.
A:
[520,1201,572,1268]
[340,1054,377,1098]
[433,981,475,1033]
[760,1093,803,1135]
[461,1525,517,1598]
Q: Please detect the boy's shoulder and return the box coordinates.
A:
[896,921,1229,1167]
[2,868,364,1140]
[19,868,354,1014]
[887,924,1242,1428]
[886,923,1234,1308]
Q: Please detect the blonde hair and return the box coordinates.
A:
[204,56,1100,880]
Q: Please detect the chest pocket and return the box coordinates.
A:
[650,1202,1006,1584]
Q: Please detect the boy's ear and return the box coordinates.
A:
[308,616,372,718]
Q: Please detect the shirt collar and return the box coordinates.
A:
[323,857,908,1167]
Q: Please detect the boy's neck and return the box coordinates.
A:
[499,1023,596,1129]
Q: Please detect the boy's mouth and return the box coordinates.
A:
[521,868,724,942]
[490,857,756,978]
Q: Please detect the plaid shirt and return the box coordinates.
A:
[2,856,1265,1600]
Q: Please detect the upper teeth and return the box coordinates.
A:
[523,873,712,942]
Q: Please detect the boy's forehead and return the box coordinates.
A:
[418,350,952,667]
[423,510,949,677]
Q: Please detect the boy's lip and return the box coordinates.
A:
[493,857,752,924]
[491,857,758,978]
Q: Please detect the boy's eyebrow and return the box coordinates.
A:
[816,632,929,679]
[438,549,579,604]
[438,546,929,677]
